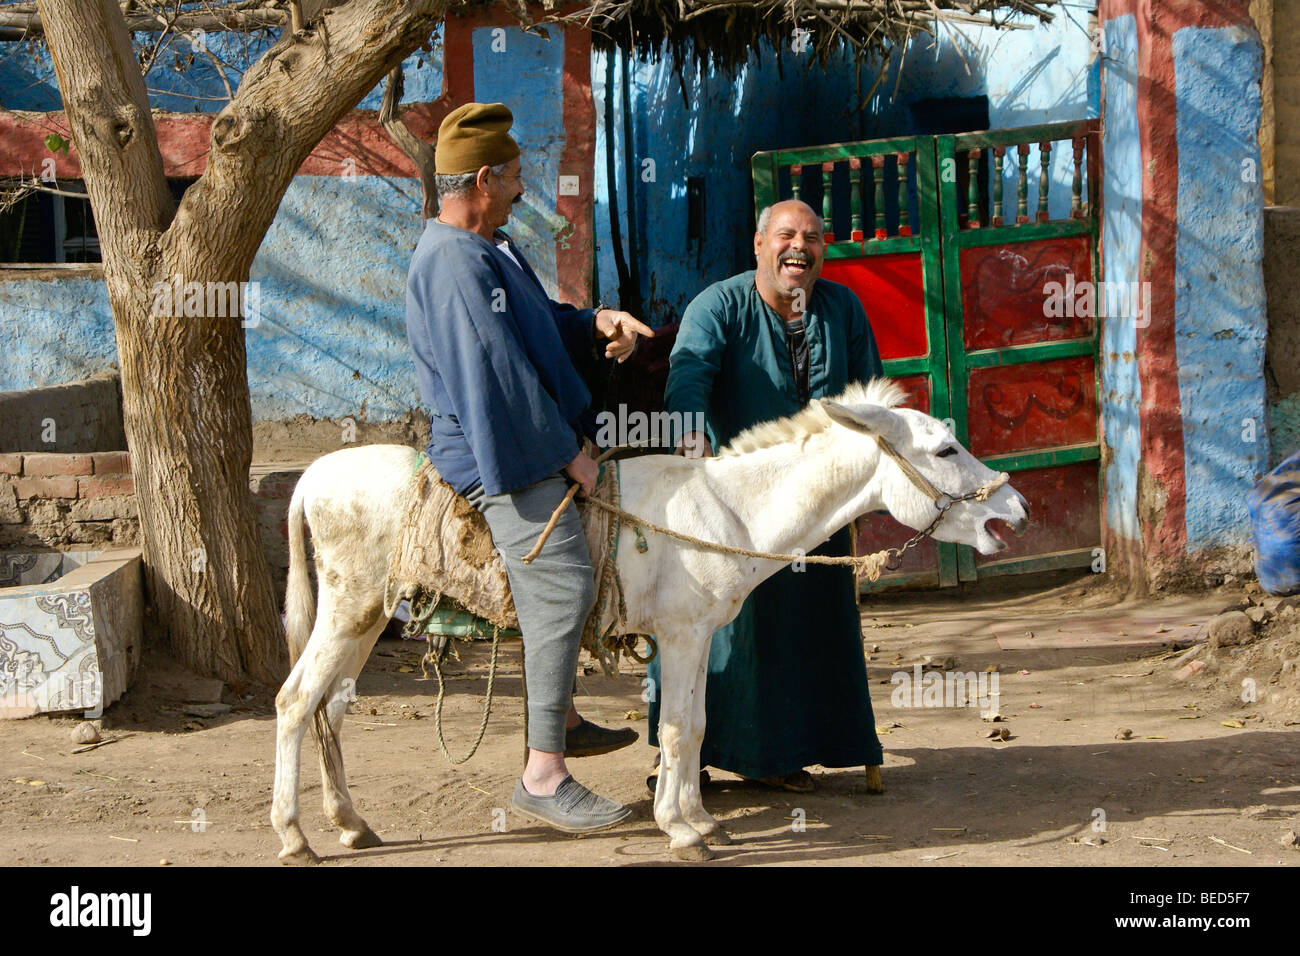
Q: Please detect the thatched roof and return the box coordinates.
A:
[533,0,1059,73]
[1,1,1059,74]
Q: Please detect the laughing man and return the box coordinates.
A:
[650,199,886,792]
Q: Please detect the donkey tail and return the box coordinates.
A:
[284,478,316,665]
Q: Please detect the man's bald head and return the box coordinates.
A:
[753,200,825,317]
[756,199,819,237]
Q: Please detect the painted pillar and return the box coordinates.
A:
[1099,0,1267,588]
[558,27,596,307]
[1099,10,1144,581]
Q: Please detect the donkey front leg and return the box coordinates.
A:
[653,635,715,862]
[679,633,729,846]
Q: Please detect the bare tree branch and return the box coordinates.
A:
[378,64,437,220]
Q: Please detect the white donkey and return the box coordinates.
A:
[270,379,1028,863]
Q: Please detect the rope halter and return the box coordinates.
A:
[871,433,1011,571]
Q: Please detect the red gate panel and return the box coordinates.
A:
[822,253,929,360]
[960,237,1094,350]
[966,356,1098,457]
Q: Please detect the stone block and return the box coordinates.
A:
[0,549,142,719]
[78,476,134,499]
[0,483,23,524]
[91,451,131,475]
[22,453,93,477]
[69,496,138,522]
[12,476,79,500]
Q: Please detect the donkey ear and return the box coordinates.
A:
[822,401,903,441]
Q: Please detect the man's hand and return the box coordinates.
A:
[676,431,714,459]
[595,308,654,363]
[564,450,598,496]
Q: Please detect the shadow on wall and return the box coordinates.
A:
[594,35,1017,328]
[1265,206,1300,467]
[594,11,1098,327]
[0,371,125,453]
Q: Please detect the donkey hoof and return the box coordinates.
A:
[702,828,732,846]
[278,846,320,866]
[865,765,885,794]
[672,843,715,862]
[341,826,382,850]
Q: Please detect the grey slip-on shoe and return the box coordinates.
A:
[565,718,639,758]
[510,776,632,833]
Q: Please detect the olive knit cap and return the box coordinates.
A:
[434,102,521,175]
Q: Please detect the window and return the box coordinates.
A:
[0,177,195,265]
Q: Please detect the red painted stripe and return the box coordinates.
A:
[0,14,479,180]
[556,25,595,307]
[1134,0,1187,560]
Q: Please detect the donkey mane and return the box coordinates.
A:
[719,377,908,457]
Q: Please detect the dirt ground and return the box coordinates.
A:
[2,572,1298,867]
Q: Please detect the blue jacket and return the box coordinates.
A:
[405,221,597,495]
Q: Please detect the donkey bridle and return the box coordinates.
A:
[872,434,1011,571]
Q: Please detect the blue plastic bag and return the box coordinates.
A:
[1247,448,1300,595]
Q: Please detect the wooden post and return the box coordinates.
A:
[897,152,912,236]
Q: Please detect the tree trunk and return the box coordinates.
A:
[36,0,445,685]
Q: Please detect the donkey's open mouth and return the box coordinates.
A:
[983,515,1029,550]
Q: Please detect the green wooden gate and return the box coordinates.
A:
[752,120,1102,589]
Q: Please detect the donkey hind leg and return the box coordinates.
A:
[679,634,729,846]
[271,633,346,865]
[652,635,715,862]
[318,625,387,849]
[316,591,389,851]
[270,591,381,864]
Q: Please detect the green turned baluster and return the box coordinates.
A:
[849,157,864,242]
[967,147,981,228]
[1071,136,1084,219]
[1016,143,1030,224]
[821,161,835,241]
[897,152,911,236]
[871,154,886,239]
[1037,141,1051,222]
[790,164,802,202]
[992,146,1005,227]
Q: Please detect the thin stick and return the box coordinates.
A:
[1209,835,1252,855]
[71,733,134,755]
[522,481,582,564]
[107,835,138,843]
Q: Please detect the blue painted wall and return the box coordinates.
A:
[1100,15,1142,544]
[472,26,565,294]
[0,276,115,385]
[0,28,441,113]
[1172,25,1268,550]
[246,175,421,419]
[0,24,569,426]
[595,10,1101,326]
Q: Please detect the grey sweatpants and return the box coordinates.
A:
[466,475,595,754]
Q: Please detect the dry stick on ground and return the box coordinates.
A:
[71,733,135,754]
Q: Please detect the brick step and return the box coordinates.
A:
[0,451,131,477]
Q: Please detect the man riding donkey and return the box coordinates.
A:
[405,103,654,832]
[649,199,887,795]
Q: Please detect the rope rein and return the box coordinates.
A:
[559,436,1010,582]
[407,430,1011,765]
[405,588,503,765]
